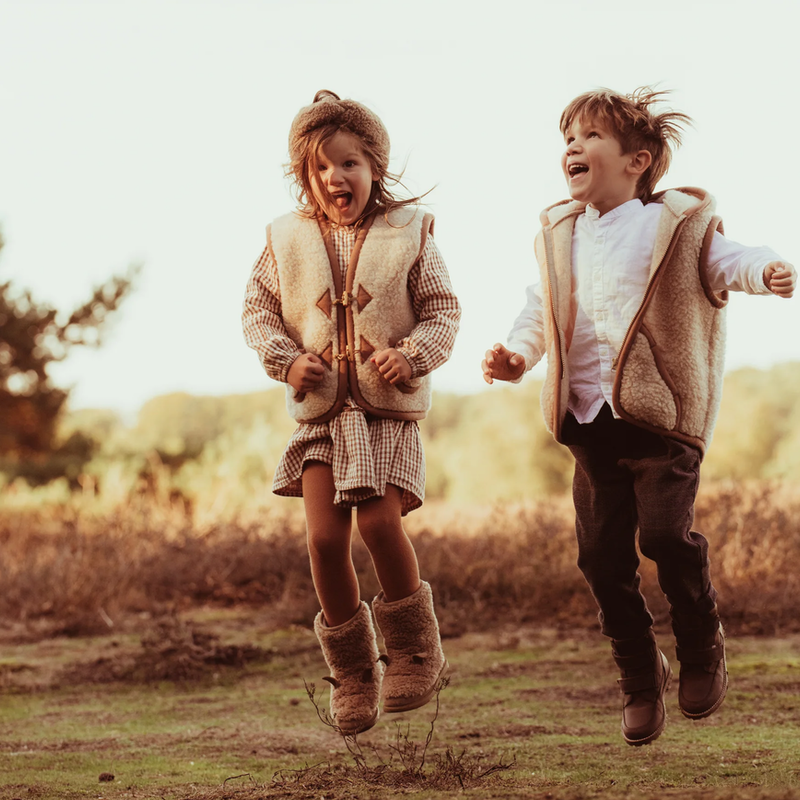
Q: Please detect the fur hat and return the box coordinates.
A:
[289,90,390,170]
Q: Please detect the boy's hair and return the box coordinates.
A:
[560,87,692,201]
[286,90,425,225]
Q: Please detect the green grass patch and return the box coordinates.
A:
[0,613,798,799]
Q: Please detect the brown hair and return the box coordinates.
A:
[559,86,692,201]
[286,90,427,226]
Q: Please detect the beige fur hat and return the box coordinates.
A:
[288,90,390,170]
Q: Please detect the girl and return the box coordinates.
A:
[242,91,460,735]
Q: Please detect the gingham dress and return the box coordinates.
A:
[242,219,460,516]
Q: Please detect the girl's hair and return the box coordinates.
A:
[559,86,692,201]
[286,90,428,226]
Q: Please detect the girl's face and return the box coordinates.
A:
[309,130,379,225]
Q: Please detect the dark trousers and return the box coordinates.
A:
[562,404,718,641]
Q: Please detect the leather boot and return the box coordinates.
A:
[672,607,728,719]
[612,630,672,746]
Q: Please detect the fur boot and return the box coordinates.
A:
[372,581,448,713]
[314,601,383,735]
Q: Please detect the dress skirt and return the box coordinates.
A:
[272,401,425,516]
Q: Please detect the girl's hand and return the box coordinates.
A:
[371,348,412,385]
[287,353,325,393]
[482,343,525,384]
[764,261,797,298]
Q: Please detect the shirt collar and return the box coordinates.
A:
[585,198,644,221]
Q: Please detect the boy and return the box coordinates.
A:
[482,87,796,746]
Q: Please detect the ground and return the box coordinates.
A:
[1,608,799,800]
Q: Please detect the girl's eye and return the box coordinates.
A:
[317,164,328,172]
[344,160,356,168]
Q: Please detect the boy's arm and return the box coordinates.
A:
[389,236,461,380]
[241,243,303,383]
[706,232,795,297]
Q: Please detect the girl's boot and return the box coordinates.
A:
[372,581,448,713]
[314,601,383,735]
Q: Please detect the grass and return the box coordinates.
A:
[1,608,799,799]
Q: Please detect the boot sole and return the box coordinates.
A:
[679,652,728,720]
[623,655,672,747]
[383,660,450,713]
[337,708,379,736]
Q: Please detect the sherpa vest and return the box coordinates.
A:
[535,187,727,454]
[269,207,434,423]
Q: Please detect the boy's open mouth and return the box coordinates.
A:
[332,191,353,209]
[568,163,589,178]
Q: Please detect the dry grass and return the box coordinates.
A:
[0,479,798,641]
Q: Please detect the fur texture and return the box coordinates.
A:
[372,581,448,713]
[270,207,432,423]
[289,92,390,171]
[314,601,383,735]
[535,187,726,453]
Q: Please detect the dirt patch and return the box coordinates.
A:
[59,616,272,684]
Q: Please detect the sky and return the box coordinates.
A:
[1,0,798,417]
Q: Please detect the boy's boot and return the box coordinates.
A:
[314,601,383,735]
[372,581,449,713]
[672,606,728,719]
[612,630,672,746]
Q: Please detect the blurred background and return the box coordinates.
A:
[0,0,798,637]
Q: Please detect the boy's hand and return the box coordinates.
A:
[764,261,797,298]
[482,343,526,384]
[287,353,325,393]
[372,348,412,385]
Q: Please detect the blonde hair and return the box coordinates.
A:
[286,91,427,226]
[560,86,692,201]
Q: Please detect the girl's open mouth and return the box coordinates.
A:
[333,192,352,209]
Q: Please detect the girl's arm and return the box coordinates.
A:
[393,236,461,379]
[242,244,302,382]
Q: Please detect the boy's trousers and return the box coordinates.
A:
[562,403,718,641]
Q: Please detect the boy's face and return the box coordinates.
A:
[310,130,378,225]
[561,116,640,215]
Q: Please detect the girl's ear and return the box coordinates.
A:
[628,149,652,176]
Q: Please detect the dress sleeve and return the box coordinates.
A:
[394,235,461,379]
[241,242,302,383]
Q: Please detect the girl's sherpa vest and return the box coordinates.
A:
[536,187,728,454]
[269,207,434,423]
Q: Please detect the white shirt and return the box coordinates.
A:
[507,198,780,423]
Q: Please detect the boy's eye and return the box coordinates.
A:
[588,131,599,138]
[566,136,574,145]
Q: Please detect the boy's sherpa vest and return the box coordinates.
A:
[269,206,433,423]
[536,187,727,454]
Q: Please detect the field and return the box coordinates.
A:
[1,610,799,800]
[0,479,799,798]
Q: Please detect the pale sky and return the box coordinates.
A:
[1,0,797,416]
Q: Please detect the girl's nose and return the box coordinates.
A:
[328,166,344,185]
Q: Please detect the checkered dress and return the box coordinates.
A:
[242,219,460,515]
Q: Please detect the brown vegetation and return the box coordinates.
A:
[0,479,797,641]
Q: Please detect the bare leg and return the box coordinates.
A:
[356,485,420,601]
[302,461,359,627]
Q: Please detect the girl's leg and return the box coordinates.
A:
[355,485,420,601]
[302,461,359,627]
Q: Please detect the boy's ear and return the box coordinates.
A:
[628,149,653,176]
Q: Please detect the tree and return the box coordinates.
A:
[0,229,138,469]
